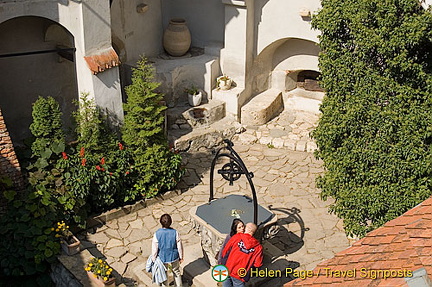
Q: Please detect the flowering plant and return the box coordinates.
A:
[53,221,73,241]
[216,74,233,90]
[84,257,114,281]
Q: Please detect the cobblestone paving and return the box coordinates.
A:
[237,109,319,152]
[78,109,350,286]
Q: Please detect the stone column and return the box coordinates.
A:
[217,0,254,120]
[75,0,124,125]
[220,0,254,89]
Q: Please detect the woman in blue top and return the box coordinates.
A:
[152,214,184,287]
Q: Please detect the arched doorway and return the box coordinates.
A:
[0,16,78,147]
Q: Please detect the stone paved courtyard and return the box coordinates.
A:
[71,109,350,287]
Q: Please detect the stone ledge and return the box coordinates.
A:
[241,89,283,125]
[86,189,182,228]
[212,86,244,118]
[222,0,247,7]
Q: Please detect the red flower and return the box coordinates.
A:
[100,157,105,165]
[80,147,85,158]
[125,171,130,175]
[118,143,124,150]
[96,165,101,171]
[62,152,68,160]
[109,172,113,176]
[81,158,86,166]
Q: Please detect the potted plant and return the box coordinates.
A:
[217,75,233,90]
[84,257,116,287]
[54,221,81,256]
[185,85,202,107]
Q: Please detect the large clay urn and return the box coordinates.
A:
[163,18,191,57]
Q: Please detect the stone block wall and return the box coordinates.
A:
[0,108,24,210]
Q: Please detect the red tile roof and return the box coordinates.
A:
[84,47,120,75]
[284,197,432,286]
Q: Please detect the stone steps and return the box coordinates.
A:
[241,89,283,125]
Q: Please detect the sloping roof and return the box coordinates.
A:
[84,47,120,75]
[284,197,432,286]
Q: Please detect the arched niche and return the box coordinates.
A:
[0,16,78,146]
[250,37,320,95]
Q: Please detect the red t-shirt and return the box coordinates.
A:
[221,233,263,282]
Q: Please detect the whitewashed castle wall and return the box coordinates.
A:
[0,0,123,137]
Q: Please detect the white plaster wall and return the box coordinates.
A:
[0,0,124,134]
[93,68,124,123]
[161,0,224,48]
[0,1,83,40]
[255,0,320,55]
[81,0,112,54]
[111,0,163,63]
[221,4,247,87]
[273,39,319,71]
[0,0,103,97]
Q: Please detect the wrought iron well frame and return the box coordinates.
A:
[209,139,258,224]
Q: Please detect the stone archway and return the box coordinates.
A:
[0,16,78,146]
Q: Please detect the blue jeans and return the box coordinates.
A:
[223,276,245,287]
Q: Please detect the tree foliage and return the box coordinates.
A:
[122,57,184,197]
[311,0,432,237]
[73,93,117,156]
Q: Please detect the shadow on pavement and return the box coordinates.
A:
[267,206,309,256]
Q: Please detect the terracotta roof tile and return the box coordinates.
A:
[379,235,397,244]
[405,218,432,230]
[411,238,432,247]
[393,214,423,226]
[84,47,120,75]
[419,257,432,267]
[284,196,432,287]
[415,246,432,255]
[377,278,407,286]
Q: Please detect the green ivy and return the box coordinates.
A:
[311,0,432,237]
[0,180,59,276]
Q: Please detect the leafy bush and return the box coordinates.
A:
[0,181,60,276]
[0,59,184,276]
[29,96,64,157]
[73,93,118,156]
[311,0,432,237]
[122,57,184,197]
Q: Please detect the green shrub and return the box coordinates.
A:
[122,57,184,197]
[73,93,117,156]
[311,0,432,237]
[29,96,64,157]
[0,180,59,276]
